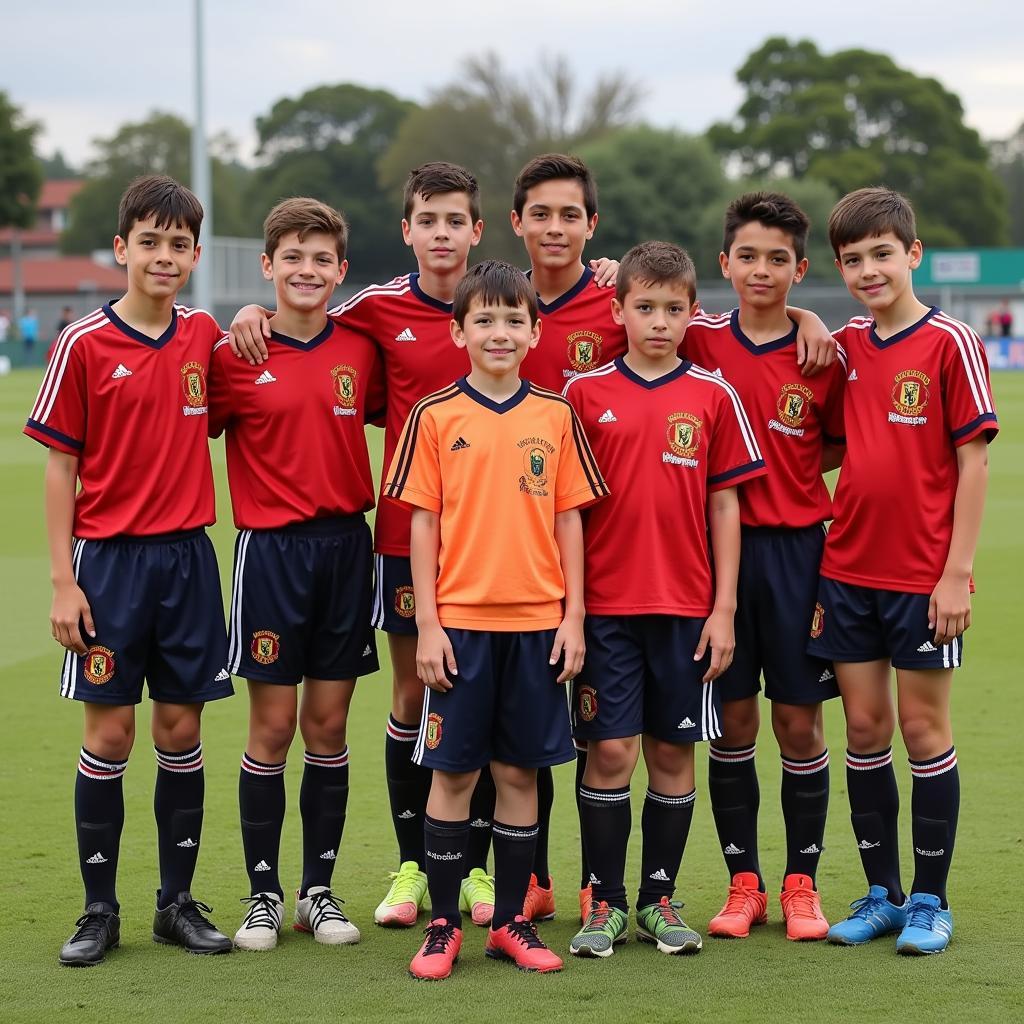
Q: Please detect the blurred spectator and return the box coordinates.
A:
[995,300,1013,338]
[20,309,40,355]
[0,309,10,343]
[55,305,74,336]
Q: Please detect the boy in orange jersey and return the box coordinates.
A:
[384,260,608,980]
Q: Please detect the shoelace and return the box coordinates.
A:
[307,889,348,929]
[506,918,546,949]
[721,884,757,915]
[71,911,111,943]
[177,898,216,927]
[583,903,615,933]
[239,893,280,930]
[421,922,457,956]
[783,887,820,918]
[650,899,686,929]
[848,894,889,920]
[386,869,423,904]
[905,902,938,931]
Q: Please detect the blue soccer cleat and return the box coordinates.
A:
[827,885,908,945]
[895,893,953,955]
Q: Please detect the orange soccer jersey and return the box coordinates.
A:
[384,377,608,631]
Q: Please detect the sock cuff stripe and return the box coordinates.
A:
[579,785,631,804]
[386,716,419,742]
[79,748,128,772]
[909,748,957,777]
[492,821,540,841]
[156,748,203,773]
[304,747,349,768]
[424,815,470,835]
[846,748,893,770]
[646,788,696,806]
[78,752,126,780]
[241,753,286,776]
[709,744,756,763]
[782,750,830,774]
[154,742,202,761]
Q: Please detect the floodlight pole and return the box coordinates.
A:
[191,0,213,313]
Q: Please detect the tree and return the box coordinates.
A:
[39,150,78,180]
[61,112,257,253]
[247,84,417,282]
[991,123,1024,246]
[379,54,643,263]
[0,92,42,230]
[710,38,1009,246]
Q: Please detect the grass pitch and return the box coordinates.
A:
[0,367,1021,1023]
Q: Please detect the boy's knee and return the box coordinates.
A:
[586,738,635,782]
[898,711,950,760]
[84,713,135,761]
[300,707,348,752]
[720,698,759,746]
[772,707,824,758]
[151,703,203,751]
[845,708,893,753]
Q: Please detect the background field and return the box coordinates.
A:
[0,368,1020,1023]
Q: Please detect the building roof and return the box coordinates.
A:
[39,179,84,210]
[0,257,126,295]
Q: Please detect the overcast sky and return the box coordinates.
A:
[6,0,1022,167]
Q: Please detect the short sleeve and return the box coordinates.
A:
[940,325,999,445]
[383,404,442,512]
[24,340,87,453]
[554,404,608,513]
[206,337,234,438]
[707,383,767,491]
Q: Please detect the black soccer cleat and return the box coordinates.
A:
[153,891,232,955]
[59,902,121,966]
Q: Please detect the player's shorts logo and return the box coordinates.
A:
[180,361,207,408]
[425,712,443,750]
[517,436,555,497]
[777,383,814,428]
[567,330,603,373]
[395,585,416,618]
[331,364,358,408]
[251,630,281,665]
[667,411,702,458]
[891,369,930,415]
[84,645,115,685]
[578,686,598,722]
[810,603,825,639]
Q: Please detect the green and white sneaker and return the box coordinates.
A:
[459,867,495,927]
[569,901,629,958]
[636,897,702,954]
[374,861,428,928]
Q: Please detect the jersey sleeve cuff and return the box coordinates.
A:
[382,484,441,513]
[24,419,83,454]
[951,413,999,446]
[555,480,610,513]
[708,459,767,491]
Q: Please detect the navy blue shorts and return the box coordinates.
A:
[718,525,839,705]
[572,615,721,743]
[60,529,232,706]
[413,628,575,772]
[807,577,965,670]
[227,516,379,685]
[371,554,417,636]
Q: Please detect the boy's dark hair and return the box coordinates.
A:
[513,153,598,219]
[616,241,697,304]
[263,197,348,261]
[403,162,481,223]
[118,175,204,244]
[828,186,917,257]
[453,260,538,326]
[723,191,810,261]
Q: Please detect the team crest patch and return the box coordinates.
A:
[395,585,416,618]
[331,364,358,415]
[890,369,930,421]
[578,686,598,722]
[567,330,603,374]
[180,361,207,411]
[425,712,443,750]
[666,411,702,460]
[777,383,814,428]
[84,645,115,685]
[517,436,555,497]
[251,630,281,665]
[810,603,825,640]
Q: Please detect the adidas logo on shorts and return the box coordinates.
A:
[677,717,696,729]
[819,668,835,682]
[648,868,670,881]
[320,849,337,860]
[86,851,108,864]
[362,645,373,657]
[215,668,230,682]
[395,327,417,342]
[917,641,938,653]
[254,859,272,872]
[724,843,745,855]
[176,837,198,848]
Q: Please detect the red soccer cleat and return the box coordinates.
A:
[408,918,463,980]
[708,872,768,938]
[522,874,556,922]
[780,873,829,941]
[486,916,563,973]
[579,884,593,925]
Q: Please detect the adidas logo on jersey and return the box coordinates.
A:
[254,370,277,385]
[800,843,821,854]
[86,851,108,864]
[397,810,416,820]
[450,436,470,451]
[176,837,198,848]
[597,409,617,423]
[724,843,746,855]
[648,868,670,882]
[320,849,337,861]
[395,327,417,342]
[848,369,858,381]
[254,859,272,872]
[214,668,230,682]
[819,668,835,682]
[111,363,132,379]
[712,368,723,377]
[857,839,880,850]
[917,641,938,653]
[677,717,696,730]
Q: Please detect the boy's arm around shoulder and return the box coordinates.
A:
[788,306,835,377]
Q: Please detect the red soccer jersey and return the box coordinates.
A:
[208,321,383,530]
[563,357,767,617]
[24,302,219,538]
[684,309,847,528]
[329,273,470,557]
[822,307,998,593]
[524,268,627,392]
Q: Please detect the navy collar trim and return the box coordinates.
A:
[870,306,939,348]
[729,308,798,354]
[409,273,454,314]
[456,376,530,413]
[269,321,334,351]
[533,267,593,315]
[103,301,177,349]
[614,355,693,390]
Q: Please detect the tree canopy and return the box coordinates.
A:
[0,92,43,230]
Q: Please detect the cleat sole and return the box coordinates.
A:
[636,929,701,955]
[485,948,562,973]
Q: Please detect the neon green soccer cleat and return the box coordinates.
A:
[459,867,495,927]
[374,861,428,928]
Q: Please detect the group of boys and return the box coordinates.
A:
[27,150,996,979]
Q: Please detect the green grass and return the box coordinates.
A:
[1,367,1021,1023]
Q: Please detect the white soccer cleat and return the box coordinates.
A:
[294,886,360,945]
[234,892,284,951]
